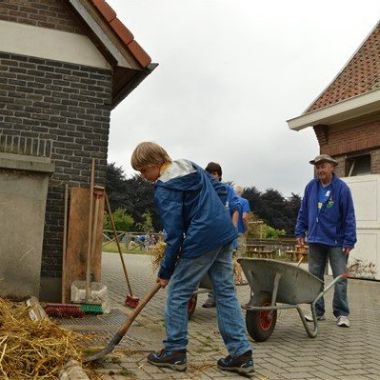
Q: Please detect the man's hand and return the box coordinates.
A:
[342,247,352,255]
[296,237,305,246]
[157,277,169,288]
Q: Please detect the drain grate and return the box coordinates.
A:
[55,308,138,331]
[55,309,147,348]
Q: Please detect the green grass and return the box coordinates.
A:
[102,241,154,256]
[102,241,142,254]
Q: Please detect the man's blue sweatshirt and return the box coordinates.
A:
[295,174,356,248]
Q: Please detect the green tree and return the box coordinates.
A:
[262,224,286,239]
[106,163,128,210]
[247,215,286,239]
[242,187,301,235]
[103,208,134,231]
[142,211,154,232]
[106,163,161,231]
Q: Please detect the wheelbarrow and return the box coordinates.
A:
[187,274,213,318]
[238,258,346,342]
[187,271,248,318]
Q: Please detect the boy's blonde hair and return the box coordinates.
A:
[131,142,172,170]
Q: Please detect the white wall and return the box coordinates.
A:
[343,174,380,280]
[0,20,111,69]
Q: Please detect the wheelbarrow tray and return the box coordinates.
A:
[199,274,212,290]
[237,258,345,341]
[238,258,323,305]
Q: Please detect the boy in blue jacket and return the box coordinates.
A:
[131,142,253,376]
[295,154,356,328]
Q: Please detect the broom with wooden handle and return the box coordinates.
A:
[84,238,167,361]
[85,158,95,302]
[105,193,140,308]
[84,282,161,362]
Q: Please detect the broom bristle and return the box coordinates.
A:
[80,304,103,314]
[44,304,84,318]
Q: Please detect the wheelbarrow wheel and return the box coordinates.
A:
[187,293,197,319]
[246,292,277,342]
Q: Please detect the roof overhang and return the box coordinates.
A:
[287,88,380,131]
[69,0,156,108]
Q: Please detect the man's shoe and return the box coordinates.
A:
[147,349,187,371]
[202,300,216,308]
[305,314,326,322]
[337,315,350,327]
[217,350,255,376]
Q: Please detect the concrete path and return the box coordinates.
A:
[88,252,380,380]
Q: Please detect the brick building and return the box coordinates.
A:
[287,20,380,177]
[287,20,380,280]
[0,0,155,299]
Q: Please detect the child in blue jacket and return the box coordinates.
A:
[202,161,241,308]
[131,142,253,376]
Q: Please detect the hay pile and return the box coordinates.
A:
[151,240,167,271]
[0,297,88,379]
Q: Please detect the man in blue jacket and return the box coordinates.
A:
[295,154,356,328]
[131,142,253,376]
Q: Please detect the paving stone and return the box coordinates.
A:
[74,253,380,380]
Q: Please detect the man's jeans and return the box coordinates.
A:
[164,243,251,357]
[308,243,349,318]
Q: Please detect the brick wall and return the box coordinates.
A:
[371,148,380,174]
[332,156,346,178]
[0,0,85,34]
[314,120,380,175]
[0,51,112,277]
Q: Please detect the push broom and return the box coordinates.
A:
[84,239,166,361]
[105,193,140,308]
[84,282,161,362]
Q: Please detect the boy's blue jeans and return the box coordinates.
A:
[164,243,251,357]
[308,243,349,318]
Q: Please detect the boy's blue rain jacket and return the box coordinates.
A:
[155,159,237,279]
[295,174,356,248]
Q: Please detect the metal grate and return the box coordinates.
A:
[56,308,135,330]
[55,309,141,348]
[0,133,53,158]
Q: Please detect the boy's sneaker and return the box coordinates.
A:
[305,314,325,322]
[217,350,255,376]
[337,315,350,327]
[147,349,187,371]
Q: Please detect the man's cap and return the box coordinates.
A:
[309,154,338,166]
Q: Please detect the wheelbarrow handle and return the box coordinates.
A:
[315,273,346,303]
[298,273,347,339]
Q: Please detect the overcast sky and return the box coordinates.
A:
[106,0,380,196]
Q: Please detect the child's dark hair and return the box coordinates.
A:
[205,162,222,179]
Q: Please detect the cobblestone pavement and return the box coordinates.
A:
[86,252,380,380]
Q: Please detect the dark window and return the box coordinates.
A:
[346,154,371,176]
